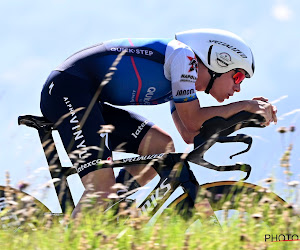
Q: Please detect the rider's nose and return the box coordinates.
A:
[234,84,241,92]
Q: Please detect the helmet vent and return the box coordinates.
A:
[207,45,213,65]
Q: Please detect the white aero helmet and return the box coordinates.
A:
[175,29,255,93]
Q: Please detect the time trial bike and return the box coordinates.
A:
[0,111,288,231]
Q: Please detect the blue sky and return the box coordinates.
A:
[1,0,299,212]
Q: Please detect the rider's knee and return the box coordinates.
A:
[165,135,175,152]
[139,126,175,154]
[155,132,175,152]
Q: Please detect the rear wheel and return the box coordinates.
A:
[0,185,55,232]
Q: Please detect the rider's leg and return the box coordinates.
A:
[41,71,117,217]
[125,125,175,186]
[101,104,176,187]
[72,168,116,217]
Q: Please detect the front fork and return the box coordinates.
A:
[139,153,200,215]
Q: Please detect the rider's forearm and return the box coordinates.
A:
[175,100,250,135]
[173,101,250,143]
[199,101,250,121]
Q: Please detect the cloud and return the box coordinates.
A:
[278,109,300,120]
[272,3,293,21]
[271,95,288,104]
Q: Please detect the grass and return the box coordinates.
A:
[0,126,299,249]
[1,182,299,250]
[0,206,300,249]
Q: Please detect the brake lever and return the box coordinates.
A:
[236,163,251,181]
[230,135,252,159]
[187,156,252,181]
[229,143,252,159]
[217,134,253,159]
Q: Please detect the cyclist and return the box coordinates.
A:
[40,28,277,216]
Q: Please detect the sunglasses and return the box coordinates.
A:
[233,69,246,84]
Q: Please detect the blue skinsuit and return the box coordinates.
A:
[40,38,198,177]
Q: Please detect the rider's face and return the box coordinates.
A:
[209,69,246,102]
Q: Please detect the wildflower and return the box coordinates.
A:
[277,127,288,133]
[240,234,250,242]
[281,163,290,168]
[215,193,224,200]
[263,177,274,184]
[283,170,293,176]
[17,181,30,191]
[95,230,104,237]
[183,232,192,250]
[284,203,294,210]
[270,202,280,210]
[79,231,91,250]
[5,171,11,186]
[98,124,115,134]
[290,125,296,132]
[20,195,34,203]
[251,213,263,220]
[288,181,299,187]
[259,197,273,204]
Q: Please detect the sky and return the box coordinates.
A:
[0,0,300,212]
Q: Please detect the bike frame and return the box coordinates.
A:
[17,111,267,218]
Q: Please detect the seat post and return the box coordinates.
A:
[41,129,75,212]
[18,115,75,213]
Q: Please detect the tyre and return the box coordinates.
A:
[113,176,289,228]
[172,181,288,227]
[200,181,286,209]
[0,185,55,231]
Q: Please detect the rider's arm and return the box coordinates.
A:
[172,97,276,144]
[175,99,250,132]
[170,99,250,143]
[170,100,198,144]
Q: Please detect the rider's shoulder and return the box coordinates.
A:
[166,39,196,61]
[167,39,193,50]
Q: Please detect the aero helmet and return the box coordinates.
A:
[175,29,255,94]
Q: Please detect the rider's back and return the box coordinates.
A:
[54,38,198,106]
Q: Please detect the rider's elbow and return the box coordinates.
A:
[181,130,198,145]
[184,122,201,134]
[182,136,194,144]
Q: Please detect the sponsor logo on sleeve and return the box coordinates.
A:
[180,74,197,83]
[187,56,198,73]
[175,89,195,96]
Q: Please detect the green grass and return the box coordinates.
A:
[1,198,300,250]
[1,127,299,249]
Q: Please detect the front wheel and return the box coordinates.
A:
[200,181,286,210]
[172,181,289,227]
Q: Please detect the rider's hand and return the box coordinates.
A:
[252,96,269,102]
[246,97,277,126]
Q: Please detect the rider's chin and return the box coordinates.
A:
[212,93,224,103]
[217,97,225,103]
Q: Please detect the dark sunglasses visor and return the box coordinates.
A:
[233,71,245,84]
